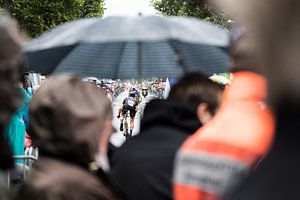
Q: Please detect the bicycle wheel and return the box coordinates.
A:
[125,133,130,141]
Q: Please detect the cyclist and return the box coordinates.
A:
[117,91,139,136]
[141,86,148,98]
[129,87,142,104]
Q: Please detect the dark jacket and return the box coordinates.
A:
[111,99,201,200]
[16,157,124,200]
[226,104,300,200]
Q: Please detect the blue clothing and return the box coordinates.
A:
[5,88,31,163]
[23,88,32,126]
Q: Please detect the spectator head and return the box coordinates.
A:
[168,72,224,124]
[223,0,300,110]
[247,0,300,110]
[29,75,113,169]
[228,24,261,74]
[0,13,25,170]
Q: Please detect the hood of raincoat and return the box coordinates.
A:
[141,99,201,134]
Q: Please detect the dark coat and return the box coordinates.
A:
[0,178,10,200]
[226,104,300,200]
[111,99,201,200]
[16,157,124,200]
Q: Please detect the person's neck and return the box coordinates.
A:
[96,152,110,172]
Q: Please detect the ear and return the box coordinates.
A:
[98,120,114,155]
[196,103,213,125]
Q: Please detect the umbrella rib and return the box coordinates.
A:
[70,43,102,77]
[137,42,143,80]
[114,42,127,79]
[168,40,188,73]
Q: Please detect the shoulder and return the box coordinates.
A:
[111,137,140,165]
[23,159,114,200]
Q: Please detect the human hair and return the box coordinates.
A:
[168,72,224,114]
[0,13,25,170]
[228,25,261,73]
[29,75,112,167]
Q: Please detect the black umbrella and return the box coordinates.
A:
[24,16,229,79]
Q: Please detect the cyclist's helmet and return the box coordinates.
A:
[130,87,137,92]
[129,91,136,97]
[142,85,147,90]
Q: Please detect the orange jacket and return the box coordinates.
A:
[173,71,275,200]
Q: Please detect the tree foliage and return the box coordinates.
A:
[151,0,229,27]
[0,0,105,37]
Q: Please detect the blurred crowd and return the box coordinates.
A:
[0,0,300,199]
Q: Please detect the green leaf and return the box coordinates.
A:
[0,0,104,37]
[151,0,230,28]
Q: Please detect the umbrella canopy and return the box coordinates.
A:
[24,16,229,79]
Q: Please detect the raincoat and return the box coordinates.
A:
[173,71,275,200]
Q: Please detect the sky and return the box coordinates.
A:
[104,0,158,17]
